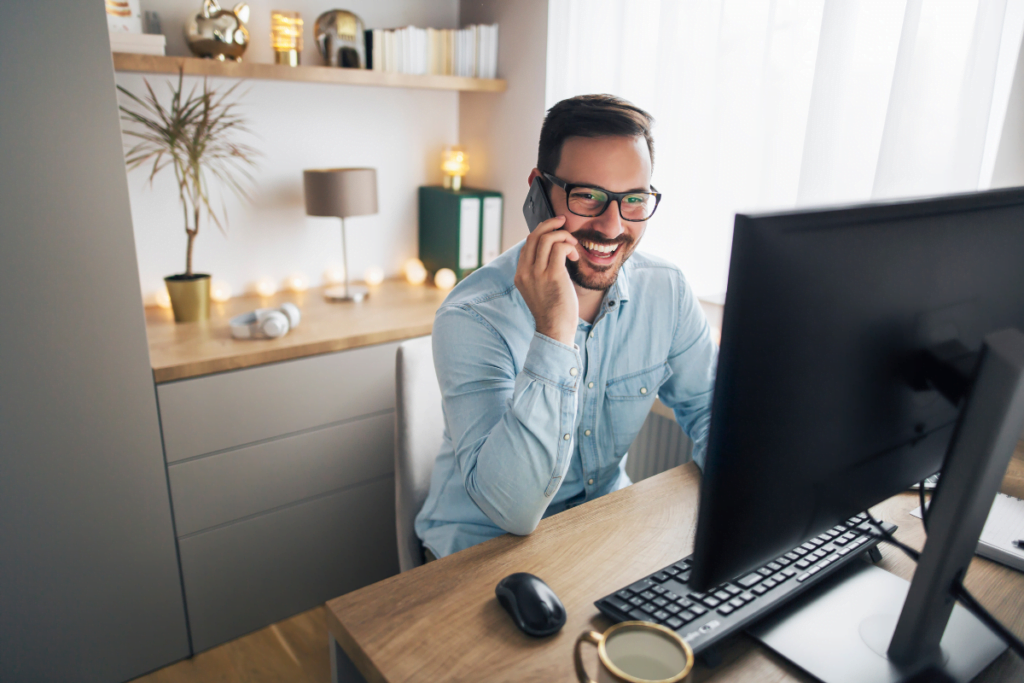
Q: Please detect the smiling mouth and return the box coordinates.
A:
[579,240,620,260]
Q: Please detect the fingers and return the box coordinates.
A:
[548,241,579,273]
[533,228,577,276]
[521,214,566,267]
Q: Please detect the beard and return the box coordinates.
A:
[566,229,639,291]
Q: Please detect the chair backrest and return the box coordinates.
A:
[394,336,444,571]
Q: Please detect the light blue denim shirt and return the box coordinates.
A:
[415,241,718,558]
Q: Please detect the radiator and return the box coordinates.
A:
[624,411,694,483]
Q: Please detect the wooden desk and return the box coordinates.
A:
[326,446,1024,682]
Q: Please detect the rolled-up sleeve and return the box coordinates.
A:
[656,275,718,469]
[433,306,582,535]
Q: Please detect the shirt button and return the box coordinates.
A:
[589,331,594,338]
[563,433,570,441]
[588,478,594,485]
[640,387,648,395]
[588,382,594,389]
[585,429,591,436]
[569,367,578,376]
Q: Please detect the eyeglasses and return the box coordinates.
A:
[543,172,661,222]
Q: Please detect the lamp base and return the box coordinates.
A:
[324,284,368,303]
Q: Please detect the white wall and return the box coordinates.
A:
[991,13,1024,189]
[125,0,459,302]
[460,0,550,252]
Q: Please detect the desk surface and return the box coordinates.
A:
[144,280,447,383]
[326,445,1024,682]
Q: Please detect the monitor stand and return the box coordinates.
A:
[750,328,1024,683]
[748,561,1004,683]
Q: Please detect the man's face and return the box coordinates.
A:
[545,135,653,291]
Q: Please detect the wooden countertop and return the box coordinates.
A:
[145,280,447,383]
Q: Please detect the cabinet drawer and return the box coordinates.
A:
[158,341,399,463]
[169,412,394,536]
[178,475,398,653]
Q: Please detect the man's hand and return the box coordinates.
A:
[514,215,580,346]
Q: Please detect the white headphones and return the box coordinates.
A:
[229,303,301,340]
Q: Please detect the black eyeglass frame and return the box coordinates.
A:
[542,172,662,222]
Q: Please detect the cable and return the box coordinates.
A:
[951,581,1024,659]
[864,512,1024,660]
[918,480,929,532]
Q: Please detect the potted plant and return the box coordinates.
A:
[118,69,257,322]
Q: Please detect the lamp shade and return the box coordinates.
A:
[303,168,378,218]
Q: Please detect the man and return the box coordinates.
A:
[415,95,718,560]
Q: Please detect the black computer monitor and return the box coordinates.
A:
[689,187,1024,680]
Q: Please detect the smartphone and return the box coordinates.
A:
[523,176,556,233]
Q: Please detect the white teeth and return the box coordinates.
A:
[582,240,617,254]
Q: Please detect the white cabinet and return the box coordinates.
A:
[157,341,402,652]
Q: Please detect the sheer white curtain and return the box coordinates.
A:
[546,0,1024,298]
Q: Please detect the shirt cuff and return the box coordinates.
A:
[523,331,583,390]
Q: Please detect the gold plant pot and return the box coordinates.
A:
[165,274,211,323]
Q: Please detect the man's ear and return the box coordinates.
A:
[527,168,542,187]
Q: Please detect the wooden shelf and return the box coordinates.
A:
[113,53,506,92]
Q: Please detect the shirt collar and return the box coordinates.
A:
[605,258,631,308]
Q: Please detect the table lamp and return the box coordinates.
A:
[303,167,378,302]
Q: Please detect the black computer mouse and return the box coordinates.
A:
[495,572,566,637]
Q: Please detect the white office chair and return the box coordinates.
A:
[394,336,445,571]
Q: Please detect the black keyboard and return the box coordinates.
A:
[595,512,897,654]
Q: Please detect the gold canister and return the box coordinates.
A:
[165,274,211,322]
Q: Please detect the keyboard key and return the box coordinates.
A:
[654,610,670,621]
[834,537,849,546]
[801,542,815,551]
[714,590,731,601]
[703,597,721,608]
[823,545,837,553]
[609,598,632,612]
[677,598,694,609]
[667,617,684,629]
[629,579,654,593]
[679,610,695,622]
[797,573,810,582]
[666,604,681,614]
[653,597,669,608]
[664,566,680,576]
[796,559,811,569]
[818,533,832,542]
[783,567,798,577]
[651,585,667,595]
[758,567,773,577]
[752,585,768,595]
[810,538,825,547]
[739,592,755,602]
[776,556,791,567]
[838,547,851,556]
[678,571,692,582]
[629,597,645,607]
[630,609,649,621]
[663,591,680,601]
[718,604,735,616]
[762,578,777,590]
[738,572,762,588]
[690,605,707,616]
[785,552,800,561]
[794,546,809,556]
[773,572,790,583]
[808,566,821,575]
[725,585,741,595]
[729,597,744,608]
[615,590,633,601]
[826,529,840,538]
[641,603,657,614]
[767,561,781,572]
[688,591,707,601]
[833,524,847,533]
[641,591,655,600]
[652,572,670,583]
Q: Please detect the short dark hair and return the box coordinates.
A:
[537,94,655,174]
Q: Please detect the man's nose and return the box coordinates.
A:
[592,200,625,237]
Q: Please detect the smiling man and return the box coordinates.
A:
[414,95,718,560]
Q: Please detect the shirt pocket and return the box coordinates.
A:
[605,362,674,455]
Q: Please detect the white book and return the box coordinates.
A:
[482,196,503,265]
[911,492,1024,572]
[372,29,382,72]
[459,198,481,270]
[490,24,499,78]
[109,32,165,55]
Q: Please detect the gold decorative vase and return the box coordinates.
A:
[165,274,211,322]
